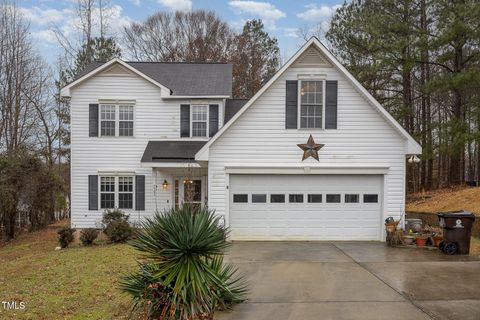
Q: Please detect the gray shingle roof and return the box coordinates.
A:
[225,99,248,123]
[76,61,232,97]
[141,141,207,163]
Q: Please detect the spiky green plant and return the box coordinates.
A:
[120,206,247,319]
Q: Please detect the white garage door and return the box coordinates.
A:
[229,174,383,241]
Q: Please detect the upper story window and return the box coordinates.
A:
[119,105,134,136]
[100,103,134,137]
[299,80,323,129]
[191,105,208,137]
[100,105,116,136]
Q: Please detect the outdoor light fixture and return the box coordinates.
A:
[162,179,169,189]
[408,155,421,164]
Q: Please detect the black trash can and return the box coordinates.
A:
[438,210,475,255]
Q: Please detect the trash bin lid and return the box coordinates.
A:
[438,210,475,218]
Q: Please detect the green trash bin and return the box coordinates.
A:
[438,210,475,255]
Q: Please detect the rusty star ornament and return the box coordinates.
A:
[297,135,324,161]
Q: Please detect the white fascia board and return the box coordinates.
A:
[224,164,390,175]
[195,37,422,161]
[162,95,230,99]
[407,139,422,155]
[141,162,201,168]
[60,58,172,98]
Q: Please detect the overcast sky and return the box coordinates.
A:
[19,0,343,63]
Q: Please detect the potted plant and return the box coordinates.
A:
[415,234,428,247]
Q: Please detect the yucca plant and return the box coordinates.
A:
[120,206,247,319]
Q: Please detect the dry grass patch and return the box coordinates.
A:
[0,221,137,320]
[407,186,480,215]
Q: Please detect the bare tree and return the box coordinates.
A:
[0,1,65,239]
[53,0,112,61]
[0,1,39,151]
[123,10,234,62]
[297,23,327,42]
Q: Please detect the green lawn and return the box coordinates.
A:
[0,223,138,320]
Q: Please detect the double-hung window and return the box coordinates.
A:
[191,105,208,137]
[100,103,134,137]
[100,105,116,136]
[100,176,134,209]
[118,177,134,209]
[299,80,323,129]
[119,105,134,136]
[100,177,115,209]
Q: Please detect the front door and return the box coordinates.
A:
[175,178,204,209]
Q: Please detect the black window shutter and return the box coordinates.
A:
[180,104,190,137]
[135,175,145,211]
[89,104,99,137]
[325,80,338,129]
[209,104,219,137]
[285,80,298,129]
[88,175,98,210]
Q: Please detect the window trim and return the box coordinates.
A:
[100,176,116,209]
[190,104,209,138]
[98,175,135,210]
[297,79,326,130]
[99,103,135,137]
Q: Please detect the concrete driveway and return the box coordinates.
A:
[216,242,480,320]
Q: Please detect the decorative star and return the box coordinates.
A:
[297,135,324,161]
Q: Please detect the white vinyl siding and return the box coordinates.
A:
[207,63,408,240]
[70,67,223,228]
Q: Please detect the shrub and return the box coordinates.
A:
[102,209,133,243]
[120,205,246,319]
[58,227,75,248]
[102,208,129,226]
[80,228,99,246]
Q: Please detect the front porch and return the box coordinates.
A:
[141,140,209,212]
[151,167,208,212]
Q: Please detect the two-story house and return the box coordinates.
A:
[61,37,421,241]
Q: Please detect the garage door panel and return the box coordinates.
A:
[229,174,382,241]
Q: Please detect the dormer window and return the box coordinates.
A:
[299,80,324,129]
[191,105,208,137]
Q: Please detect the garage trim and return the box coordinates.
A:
[224,165,389,175]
